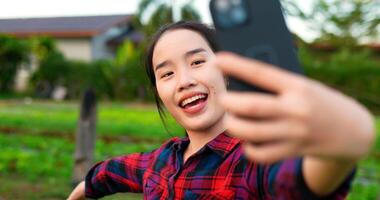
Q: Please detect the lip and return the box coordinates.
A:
[182,97,207,115]
[178,92,208,115]
[178,92,208,107]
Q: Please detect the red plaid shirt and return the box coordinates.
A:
[85,132,355,199]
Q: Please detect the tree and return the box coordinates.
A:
[109,0,202,100]
[112,40,145,99]
[30,37,57,62]
[136,0,201,37]
[282,0,380,48]
[0,35,30,93]
[29,51,69,98]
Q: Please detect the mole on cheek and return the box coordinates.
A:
[210,86,217,95]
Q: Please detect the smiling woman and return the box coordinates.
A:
[152,28,226,136]
[67,21,375,200]
[145,22,222,130]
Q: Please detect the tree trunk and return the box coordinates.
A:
[137,85,146,101]
[72,89,97,186]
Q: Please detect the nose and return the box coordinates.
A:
[177,67,196,92]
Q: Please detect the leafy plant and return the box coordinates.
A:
[299,46,380,113]
[0,35,30,93]
[283,0,380,48]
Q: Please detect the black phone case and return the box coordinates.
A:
[210,0,303,92]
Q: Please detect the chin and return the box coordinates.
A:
[184,121,213,132]
[181,113,222,133]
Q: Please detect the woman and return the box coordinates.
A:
[67,21,375,199]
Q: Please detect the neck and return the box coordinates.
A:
[185,114,226,155]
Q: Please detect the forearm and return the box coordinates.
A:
[85,154,149,198]
[67,181,86,200]
[302,107,376,197]
[303,156,356,197]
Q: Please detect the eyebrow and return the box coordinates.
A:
[184,48,207,58]
[154,48,207,72]
[155,60,170,72]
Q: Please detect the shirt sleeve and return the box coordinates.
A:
[263,157,356,199]
[84,152,152,199]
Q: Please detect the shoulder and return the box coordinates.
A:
[146,136,183,157]
[158,136,182,151]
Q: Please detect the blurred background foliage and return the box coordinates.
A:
[283,0,380,48]
[0,0,378,113]
[300,45,380,113]
[0,35,30,93]
[0,0,201,102]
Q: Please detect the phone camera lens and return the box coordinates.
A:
[231,0,242,6]
[213,0,248,29]
[216,0,229,11]
[231,7,247,24]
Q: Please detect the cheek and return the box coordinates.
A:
[156,82,176,109]
[211,78,227,98]
[214,67,227,91]
[204,67,227,94]
[215,71,227,89]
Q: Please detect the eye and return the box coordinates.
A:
[191,60,205,66]
[160,71,173,79]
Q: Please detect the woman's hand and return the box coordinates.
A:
[67,181,86,200]
[216,52,376,164]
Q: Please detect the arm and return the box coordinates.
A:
[84,152,153,199]
[216,52,376,197]
[303,157,356,196]
[67,181,85,200]
[300,81,375,196]
[254,158,357,199]
[74,138,176,199]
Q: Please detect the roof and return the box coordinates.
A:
[107,27,145,46]
[367,43,380,51]
[0,14,132,38]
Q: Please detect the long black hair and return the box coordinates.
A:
[144,21,220,129]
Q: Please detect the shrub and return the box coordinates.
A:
[300,46,380,113]
[29,39,153,101]
[0,35,30,93]
[29,51,68,98]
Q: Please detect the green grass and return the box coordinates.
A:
[0,100,183,141]
[0,132,152,199]
[347,116,380,200]
[0,100,379,199]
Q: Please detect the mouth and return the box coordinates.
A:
[179,93,208,114]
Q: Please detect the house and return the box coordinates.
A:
[0,14,143,92]
[0,14,143,61]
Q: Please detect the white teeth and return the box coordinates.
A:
[180,94,206,107]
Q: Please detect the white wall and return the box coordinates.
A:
[56,38,92,61]
[15,38,92,92]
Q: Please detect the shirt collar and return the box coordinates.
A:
[206,132,240,157]
[173,131,240,158]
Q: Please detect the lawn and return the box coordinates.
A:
[0,100,379,199]
[0,100,183,141]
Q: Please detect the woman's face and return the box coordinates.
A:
[153,29,226,132]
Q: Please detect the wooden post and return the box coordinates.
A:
[72,89,97,186]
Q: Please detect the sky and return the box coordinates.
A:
[0,0,317,41]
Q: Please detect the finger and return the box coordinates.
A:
[225,115,307,143]
[242,141,300,164]
[215,52,301,93]
[219,91,283,118]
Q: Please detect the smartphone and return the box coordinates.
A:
[209,0,303,92]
